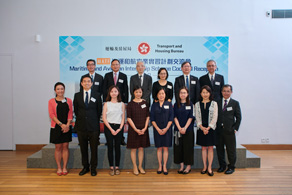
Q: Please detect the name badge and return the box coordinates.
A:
[227,107,233,111]
[185,106,191,110]
[90,97,96,102]
[191,81,196,84]
[215,81,220,85]
[61,99,66,103]
[118,79,124,83]
[167,85,172,89]
[95,82,99,85]
[141,104,146,109]
[164,105,169,109]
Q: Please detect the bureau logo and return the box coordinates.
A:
[138,42,150,55]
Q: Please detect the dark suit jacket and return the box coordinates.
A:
[103,71,128,103]
[199,73,224,101]
[130,73,152,105]
[80,73,103,97]
[174,75,200,104]
[216,98,242,134]
[73,91,102,132]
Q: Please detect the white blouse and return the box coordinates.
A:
[106,101,123,124]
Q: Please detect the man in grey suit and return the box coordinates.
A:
[216,84,242,174]
[130,61,152,106]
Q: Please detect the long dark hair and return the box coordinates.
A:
[106,85,122,102]
[199,85,213,101]
[177,86,190,108]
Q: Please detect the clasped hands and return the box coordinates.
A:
[200,125,210,135]
[61,124,70,133]
[111,128,122,136]
[157,127,169,135]
[135,128,147,136]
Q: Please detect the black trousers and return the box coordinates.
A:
[104,124,123,167]
[77,130,99,169]
[216,131,236,169]
[173,130,194,165]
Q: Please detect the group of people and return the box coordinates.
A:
[48,58,242,177]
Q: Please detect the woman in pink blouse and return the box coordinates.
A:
[48,82,73,176]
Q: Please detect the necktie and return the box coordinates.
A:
[211,75,214,87]
[223,99,227,111]
[85,91,89,108]
[139,75,142,87]
[186,75,189,90]
[91,75,94,82]
[114,73,117,85]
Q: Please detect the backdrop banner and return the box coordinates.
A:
[59,36,229,99]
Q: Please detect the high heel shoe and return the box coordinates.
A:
[138,168,146,174]
[207,171,214,176]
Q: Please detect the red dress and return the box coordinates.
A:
[126,100,150,148]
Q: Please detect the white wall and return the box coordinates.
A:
[0,0,291,146]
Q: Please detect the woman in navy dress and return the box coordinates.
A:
[152,68,173,102]
[127,86,150,175]
[150,88,173,175]
[173,87,194,174]
[194,85,218,176]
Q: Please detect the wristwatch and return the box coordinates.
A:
[59,122,63,126]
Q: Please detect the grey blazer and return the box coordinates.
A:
[130,73,152,106]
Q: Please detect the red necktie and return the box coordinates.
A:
[114,73,117,85]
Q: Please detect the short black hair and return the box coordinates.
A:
[222,84,233,92]
[87,59,96,66]
[199,85,214,101]
[81,75,93,83]
[181,61,191,68]
[111,59,120,64]
[157,68,168,79]
[54,82,65,90]
[133,85,143,93]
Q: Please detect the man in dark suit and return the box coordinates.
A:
[199,60,224,101]
[80,59,103,100]
[74,75,102,176]
[130,61,152,106]
[216,84,242,174]
[174,61,200,104]
[103,59,128,145]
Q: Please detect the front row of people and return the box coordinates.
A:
[48,76,241,177]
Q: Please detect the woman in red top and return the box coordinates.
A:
[48,82,73,176]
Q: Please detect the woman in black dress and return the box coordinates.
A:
[127,86,150,175]
[152,68,173,102]
[194,85,218,176]
[48,82,73,176]
[173,87,194,174]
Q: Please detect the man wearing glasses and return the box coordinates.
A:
[174,61,200,104]
[199,60,224,101]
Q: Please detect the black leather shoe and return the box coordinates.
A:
[157,170,162,174]
[225,168,234,174]
[207,171,214,176]
[79,168,90,176]
[177,170,184,174]
[91,169,97,176]
[183,169,191,175]
[163,171,168,175]
[201,170,207,174]
[217,167,226,173]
